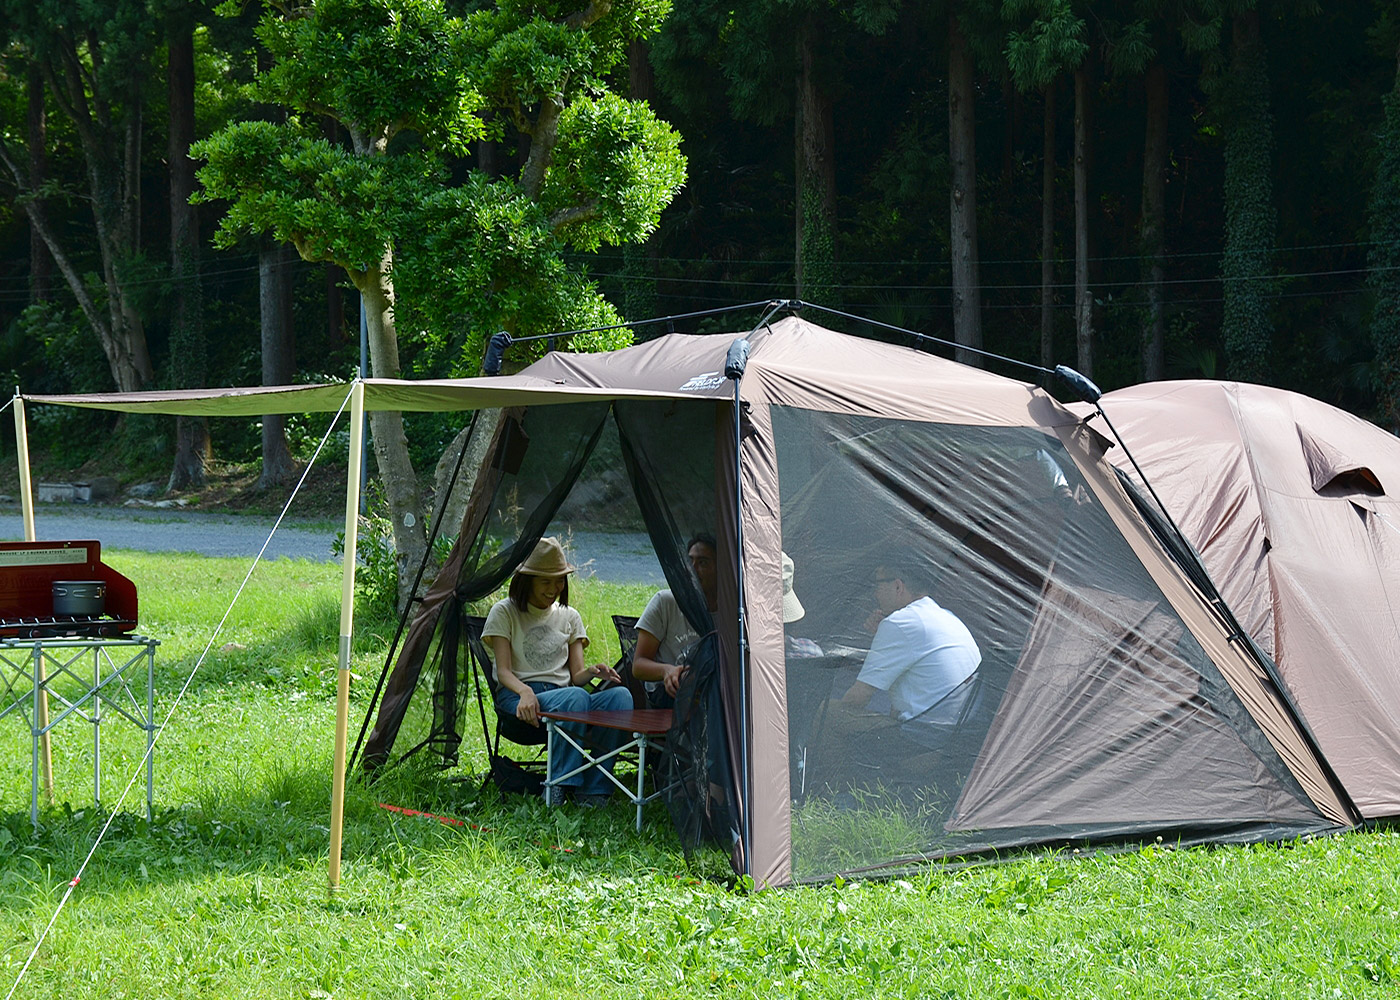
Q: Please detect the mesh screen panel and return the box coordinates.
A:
[773,408,1328,880]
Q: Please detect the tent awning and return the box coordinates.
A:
[21,377,715,417]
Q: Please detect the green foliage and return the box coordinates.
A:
[1004,0,1088,92]
[799,178,839,307]
[546,93,686,249]
[257,0,486,153]
[332,496,401,622]
[194,0,683,376]
[194,121,438,266]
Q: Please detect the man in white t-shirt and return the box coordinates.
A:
[814,557,981,792]
[632,534,717,707]
[841,563,981,728]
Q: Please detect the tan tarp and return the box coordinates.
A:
[1084,381,1400,819]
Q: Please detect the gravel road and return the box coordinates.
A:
[0,504,664,584]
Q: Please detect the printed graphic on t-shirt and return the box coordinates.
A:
[521,619,567,673]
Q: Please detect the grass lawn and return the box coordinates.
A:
[3,551,1400,998]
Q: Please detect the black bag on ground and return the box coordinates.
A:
[488,755,543,796]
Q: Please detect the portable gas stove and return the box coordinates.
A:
[0,540,138,637]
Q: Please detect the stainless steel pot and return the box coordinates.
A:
[52,580,106,616]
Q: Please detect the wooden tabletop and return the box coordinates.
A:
[539,708,674,734]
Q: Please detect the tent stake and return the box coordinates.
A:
[328,379,365,893]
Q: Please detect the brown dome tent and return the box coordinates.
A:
[1083,381,1400,821]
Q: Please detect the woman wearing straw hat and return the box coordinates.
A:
[484,536,633,807]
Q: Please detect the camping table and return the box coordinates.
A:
[0,633,158,829]
[539,708,673,831]
[785,649,864,798]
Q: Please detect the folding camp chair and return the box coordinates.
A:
[464,615,548,794]
[611,614,645,708]
[465,613,655,799]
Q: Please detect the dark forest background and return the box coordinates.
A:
[3,1,1400,486]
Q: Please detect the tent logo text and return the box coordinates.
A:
[679,372,726,391]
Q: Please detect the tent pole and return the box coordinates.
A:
[328,379,365,893]
[13,392,36,542]
[722,340,753,878]
[13,392,53,808]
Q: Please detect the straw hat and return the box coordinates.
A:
[519,536,575,577]
[781,551,805,623]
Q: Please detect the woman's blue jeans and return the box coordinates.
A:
[495,682,633,795]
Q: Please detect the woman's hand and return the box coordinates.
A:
[515,687,541,726]
[588,662,622,685]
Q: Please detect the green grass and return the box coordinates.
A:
[3,551,1400,998]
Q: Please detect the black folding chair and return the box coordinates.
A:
[464,615,547,794]
[610,614,645,708]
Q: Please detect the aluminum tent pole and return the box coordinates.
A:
[328,379,365,892]
[13,393,53,808]
[13,392,35,542]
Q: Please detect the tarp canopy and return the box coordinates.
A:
[1082,381,1400,820]
[22,373,718,417]
[346,318,1356,886]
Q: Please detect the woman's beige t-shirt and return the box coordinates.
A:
[481,599,588,688]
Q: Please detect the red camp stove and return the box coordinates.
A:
[0,540,138,639]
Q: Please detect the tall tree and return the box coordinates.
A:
[167,0,210,490]
[1072,57,1094,377]
[0,0,159,391]
[195,0,685,601]
[795,10,838,305]
[1368,11,1400,429]
[1218,6,1276,383]
[1139,59,1169,380]
[948,8,983,365]
[652,1,898,306]
[26,63,51,304]
[259,243,298,488]
[1004,0,1087,370]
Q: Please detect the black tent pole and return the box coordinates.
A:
[724,336,752,874]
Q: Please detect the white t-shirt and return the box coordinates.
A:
[636,590,698,664]
[857,596,980,723]
[481,598,588,688]
[634,589,699,693]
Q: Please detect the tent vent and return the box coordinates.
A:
[1297,424,1384,496]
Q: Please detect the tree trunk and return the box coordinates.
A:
[327,265,346,344]
[1073,64,1093,379]
[1367,42,1400,431]
[259,243,298,489]
[1140,62,1168,382]
[949,11,983,367]
[795,15,838,306]
[168,16,210,491]
[27,64,51,304]
[32,49,154,391]
[1220,10,1276,384]
[356,254,428,609]
[1040,81,1056,370]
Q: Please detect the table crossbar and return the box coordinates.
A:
[541,709,674,831]
[0,634,158,829]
